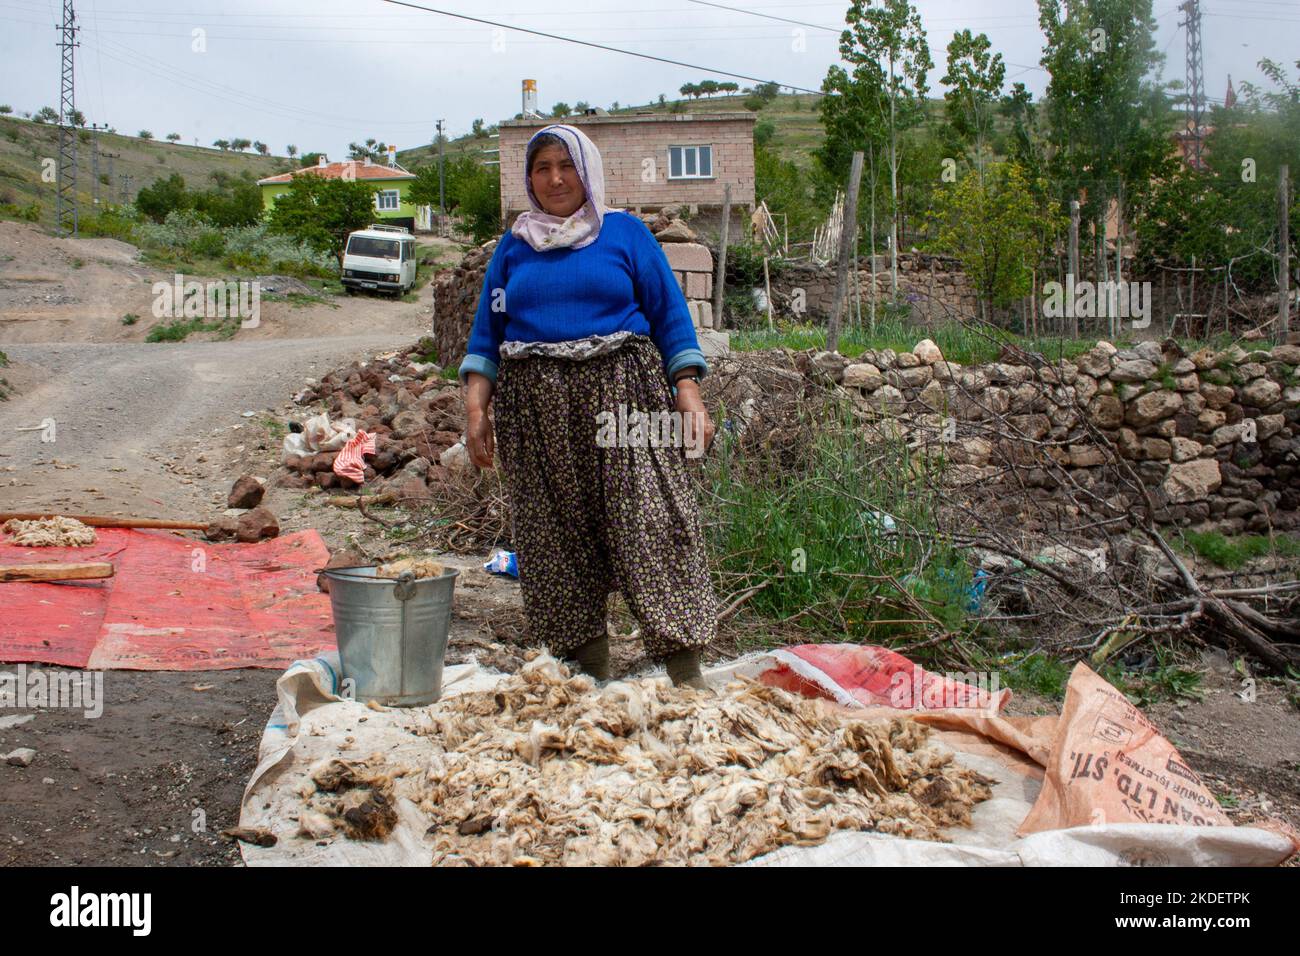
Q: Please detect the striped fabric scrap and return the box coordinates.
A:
[332,429,376,483]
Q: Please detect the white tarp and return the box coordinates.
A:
[238,651,1295,867]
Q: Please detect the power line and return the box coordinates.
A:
[56,0,79,236]
[376,0,827,95]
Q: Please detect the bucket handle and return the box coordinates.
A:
[392,570,417,601]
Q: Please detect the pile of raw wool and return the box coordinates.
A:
[397,655,993,866]
[376,556,446,579]
[2,516,97,547]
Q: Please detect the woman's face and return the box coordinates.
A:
[529,143,585,218]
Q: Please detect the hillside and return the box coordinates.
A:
[0,116,288,230]
[396,92,831,173]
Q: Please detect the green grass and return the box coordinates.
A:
[1177,531,1300,570]
[261,417,287,440]
[730,316,1104,366]
[702,394,973,648]
[995,652,1073,698]
[144,315,240,342]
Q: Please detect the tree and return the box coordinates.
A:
[573,103,590,115]
[286,145,298,158]
[213,139,230,151]
[657,93,667,106]
[300,151,323,167]
[230,137,251,151]
[552,102,571,118]
[930,162,1051,321]
[0,106,11,115]
[254,141,269,155]
[680,83,699,100]
[471,118,487,138]
[138,130,153,140]
[166,132,181,142]
[941,30,1005,184]
[834,0,932,301]
[135,173,189,223]
[34,106,59,124]
[69,109,86,127]
[610,101,620,111]
[1038,0,1174,296]
[192,180,263,228]
[266,173,379,266]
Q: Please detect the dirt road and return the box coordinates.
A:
[0,336,415,518]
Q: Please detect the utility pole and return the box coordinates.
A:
[1281,164,1291,344]
[56,0,80,236]
[1068,200,1080,339]
[828,151,864,354]
[89,121,106,208]
[435,119,446,228]
[1179,0,1205,169]
[713,183,731,332]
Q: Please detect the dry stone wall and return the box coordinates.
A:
[811,337,1300,534]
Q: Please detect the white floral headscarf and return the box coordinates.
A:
[511,124,619,252]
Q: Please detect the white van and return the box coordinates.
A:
[341,224,417,297]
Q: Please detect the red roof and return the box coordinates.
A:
[257,160,416,186]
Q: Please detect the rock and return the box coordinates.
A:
[917,379,947,412]
[660,242,712,272]
[1140,437,1172,461]
[317,549,366,593]
[1174,373,1199,392]
[1069,444,1105,467]
[226,474,265,510]
[931,360,962,382]
[842,363,883,391]
[1109,359,1158,383]
[203,516,240,542]
[1134,341,1164,364]
[1163,459,1222,503]
[235,506,280,543]
[1240,377,1281,407]
[390,407,429,440]
[1256,413,1285,440]
[1238,362,1267,380]
[895,351,921,369]
[1073,375,1098,405]
[887,365,933,388]
[1197,409,1227,431]
[810,350,849,383]
[872,384,906,412]
[440,442,470,471]
[1125,390,1182,427]
[952,437,992,467]
[654,220,697,242]
[1199,382,1234,409]
[913,339,943,364]
[1212,423,1250,446]
[5,748,36,767]
[1087,395,1125,429]
[1171,437,1202,462]
[1270,344,1300,364]
[1075,348,1113,377]
[1189,347,1216,370]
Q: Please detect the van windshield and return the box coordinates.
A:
[347,237,400,259]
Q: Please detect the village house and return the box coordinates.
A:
[497,111,757,240]
[257,155,420,233]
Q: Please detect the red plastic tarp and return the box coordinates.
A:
[0,528,337,670]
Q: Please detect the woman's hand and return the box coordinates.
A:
[673,380,714,459]
[464,372,496,469]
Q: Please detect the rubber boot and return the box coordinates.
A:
[665,647,709,690]
[570,634,610,682]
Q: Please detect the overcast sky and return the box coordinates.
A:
[2,0,1296,160]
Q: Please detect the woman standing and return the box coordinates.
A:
[458,124,717,689]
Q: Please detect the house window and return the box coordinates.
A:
[376,189,400,211]
[668,145,713,180]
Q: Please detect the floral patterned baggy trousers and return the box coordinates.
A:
[493,333,716,662]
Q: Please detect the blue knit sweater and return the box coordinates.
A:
[458,211,708,386]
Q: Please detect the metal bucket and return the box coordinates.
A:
[321,565,459,707]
